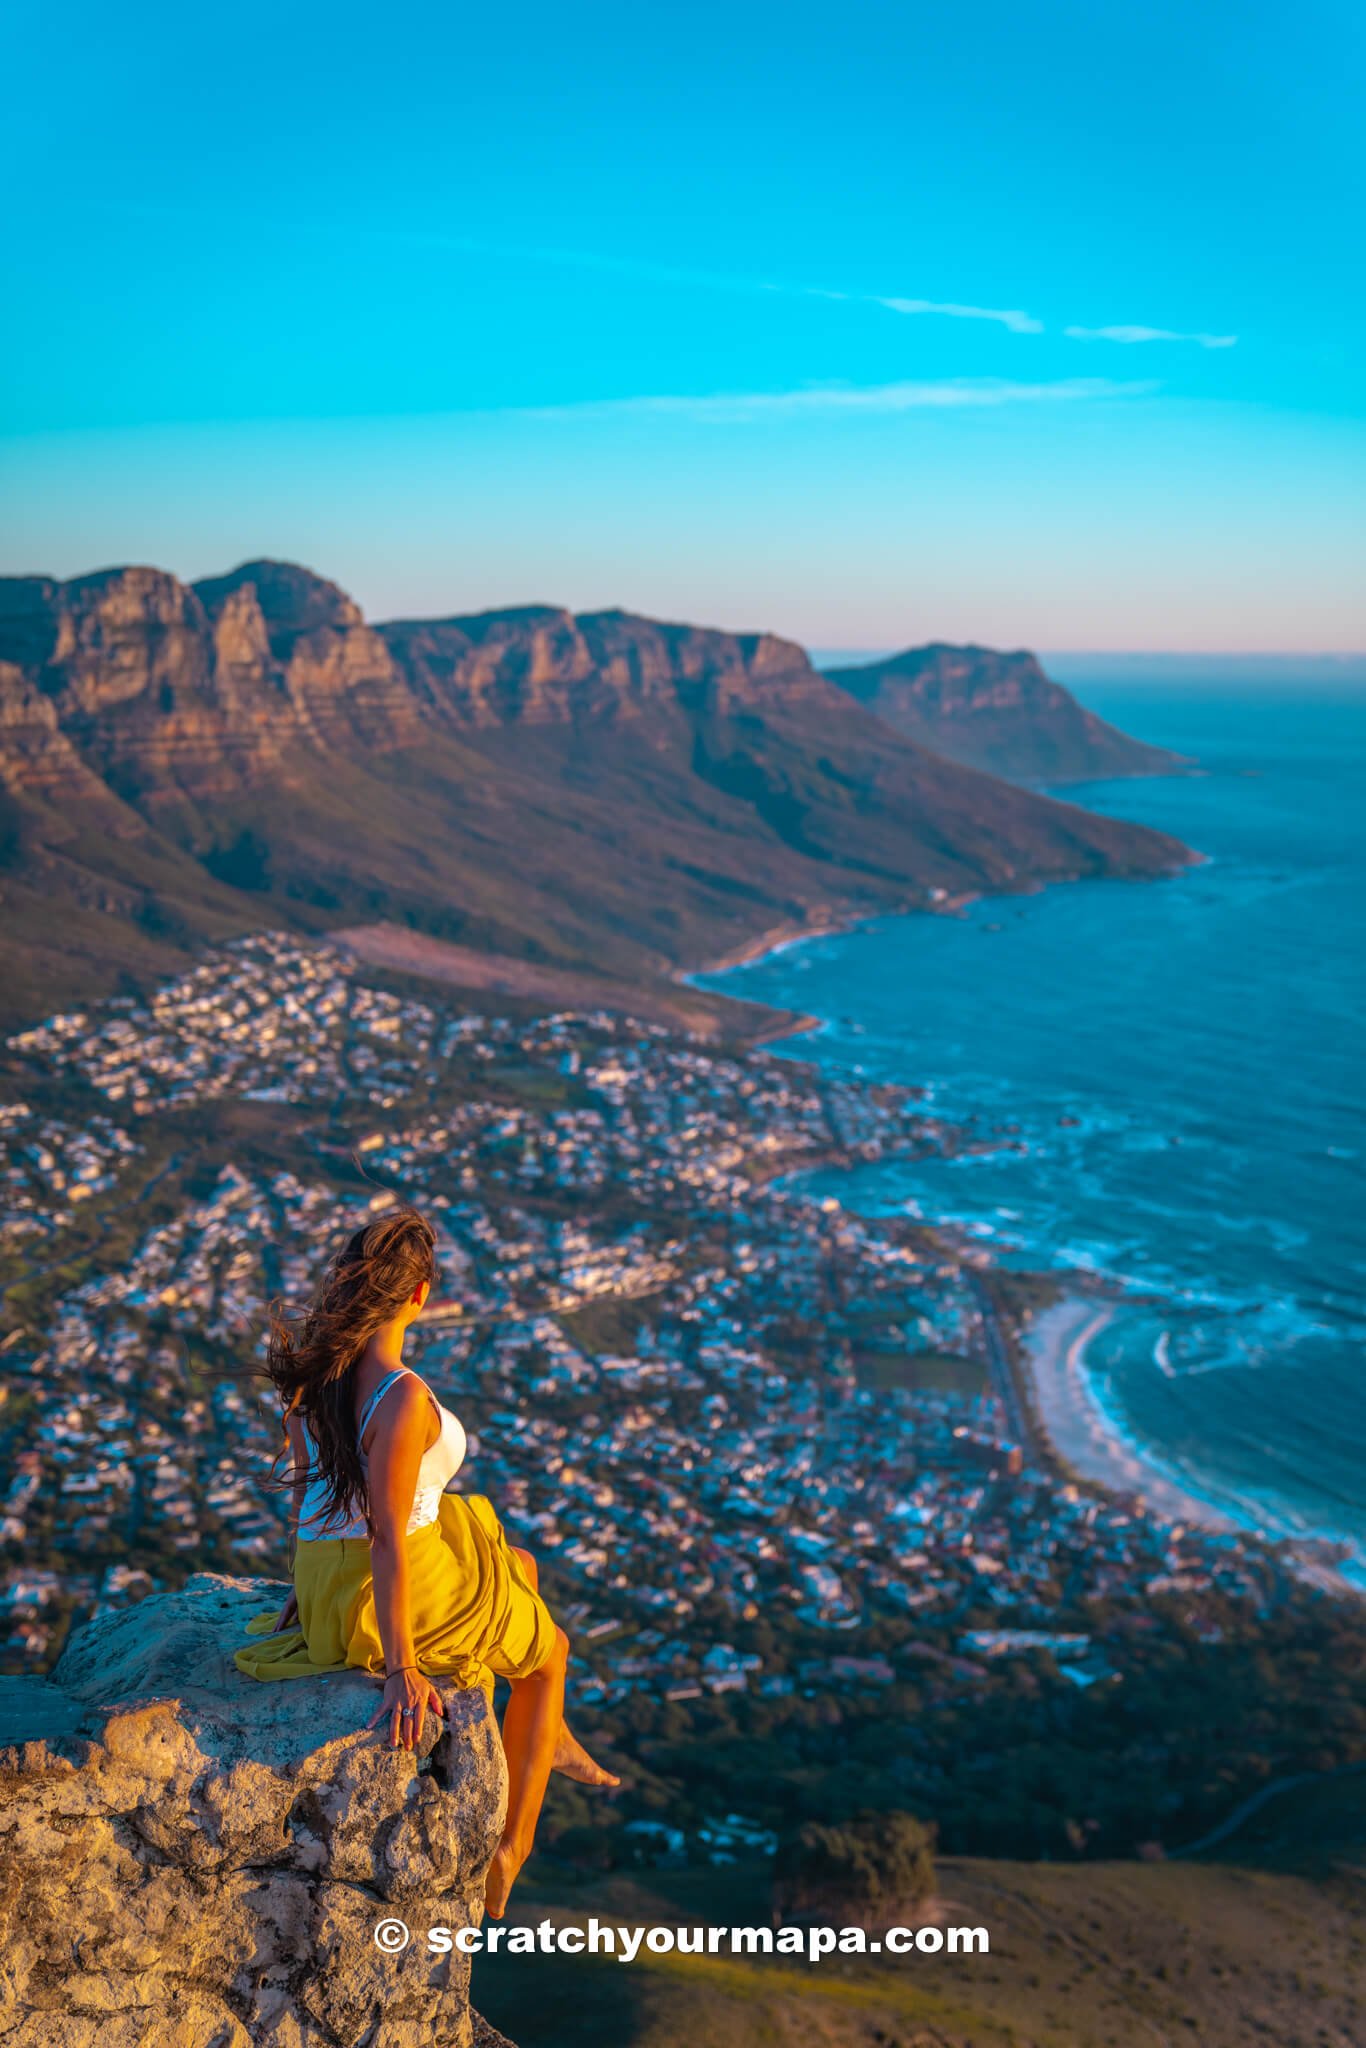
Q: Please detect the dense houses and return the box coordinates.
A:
[0,933,1300,1688]
[7,935,427,1112]
[0,1103,141,1244]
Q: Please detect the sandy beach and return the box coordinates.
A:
[1023,1297,1365,1596]
[687,910,862,977]
[1022,1299,1244,1531]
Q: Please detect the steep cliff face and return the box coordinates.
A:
[194,562,425,761]
[0,1575,513,2048]
[0,563,422,809]
[0,571,825,804]
[0,659,140,823]
[0,559,1197,1029]
[379,606,821,730]
[824,643,1191,784]
[2,569,241,803]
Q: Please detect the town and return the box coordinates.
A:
[0,932,1345,1858]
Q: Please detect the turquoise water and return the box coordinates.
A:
[698,680,1366,1566]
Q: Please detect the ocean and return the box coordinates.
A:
[697,673,1366,1578]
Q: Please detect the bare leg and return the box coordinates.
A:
[509,1546,619,1789]
[485,1625,568,1920]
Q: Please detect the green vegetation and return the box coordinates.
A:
[544,1583,1366,1868]
[1185,1765,1366,1878]
[555,1293,667,1359]
[853,1346,987,1396]
[775,1811,937,1917]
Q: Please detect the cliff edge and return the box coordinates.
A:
[0,1575,514,2048]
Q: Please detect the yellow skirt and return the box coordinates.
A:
[233,1492,556,1707]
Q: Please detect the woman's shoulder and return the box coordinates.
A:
[360,1365,440,1444]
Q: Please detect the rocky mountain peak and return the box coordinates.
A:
[193,558,364,646]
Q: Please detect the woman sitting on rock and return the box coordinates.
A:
[235,1205,617,1917]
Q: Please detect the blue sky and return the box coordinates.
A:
[2,0,1362,650]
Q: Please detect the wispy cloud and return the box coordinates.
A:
[111,204,1234,352]
[397,229,1048,336]
[786,284,1043,333]
[399,231,1230,349]
[873,297,1044,334]
[514,376,1157,424]
[1065,324,1238,349]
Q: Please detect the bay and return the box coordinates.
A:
[697,675,1366,1573]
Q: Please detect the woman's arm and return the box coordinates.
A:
[364,1378,445,1749]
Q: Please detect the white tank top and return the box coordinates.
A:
[295,1366,467,1542]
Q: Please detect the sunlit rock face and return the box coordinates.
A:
[0,1573,514,2048]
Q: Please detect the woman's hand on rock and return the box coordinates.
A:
[271,1591,299,1634]
[368,1668,445,1750]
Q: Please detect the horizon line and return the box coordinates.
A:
[816,646,1366,661]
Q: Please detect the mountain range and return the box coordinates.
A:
[0,560,1194,1032]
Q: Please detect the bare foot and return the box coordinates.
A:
[552,1723,621,1788]
[484,1834,531,1920]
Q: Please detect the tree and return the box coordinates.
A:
[774,1809,936,1922]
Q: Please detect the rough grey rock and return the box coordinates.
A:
[0,1574,513,2047]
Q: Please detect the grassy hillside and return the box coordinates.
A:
[473,1847,1366,2048]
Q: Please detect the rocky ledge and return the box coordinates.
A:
[0,1575,515,2048]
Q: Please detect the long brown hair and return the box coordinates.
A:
[267,1205,438,1533]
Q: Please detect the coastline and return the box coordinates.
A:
[745,1003,826,1047]
[699,908,1364,1606]
[684,908,885,1045]
[687,893,979,982]
[685,845,1197,987]
[688,907,881,978]
[692,764,1362,1611]
[693,905,1251,1539]
[1021,1299,1242,1531]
